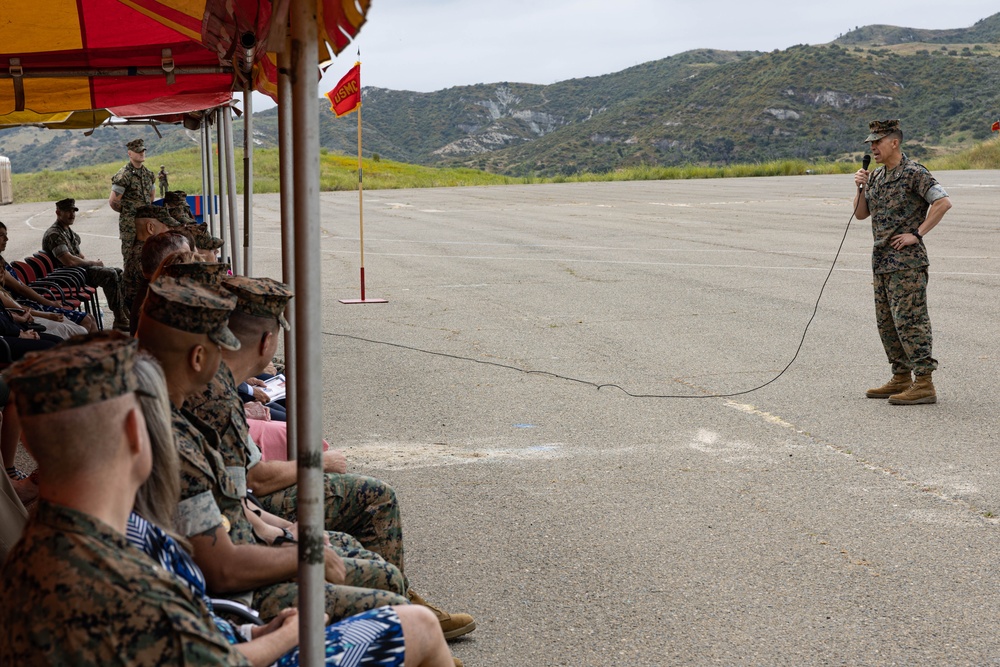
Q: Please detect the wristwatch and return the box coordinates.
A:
[913,230,923,240]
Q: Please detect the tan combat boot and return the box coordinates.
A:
[407,589,477,640]
[866,372,912,399]
[888,373,936,405]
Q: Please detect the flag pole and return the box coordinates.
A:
[340,57,387,304]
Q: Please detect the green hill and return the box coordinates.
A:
[2,13,1000,178]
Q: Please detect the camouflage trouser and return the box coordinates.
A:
[324,530,406,596]
[119,210,137,261]
[84,265,125,319]
[253,581,408,623]
[259,473,405,575]
[122,241,143,313]
[874,267,937,375]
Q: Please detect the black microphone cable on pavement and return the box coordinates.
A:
[325,157,874,400]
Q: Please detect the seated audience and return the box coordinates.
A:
[183,273,475,640]
[131,349,457,667]
[0,220,97,332]
[135,275,408,622]
[0,332,248,663]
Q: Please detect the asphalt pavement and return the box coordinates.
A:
[4,170,1000,665]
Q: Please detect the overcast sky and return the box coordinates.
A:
[249,0,998,110]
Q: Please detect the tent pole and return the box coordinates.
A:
[216,109,230,266]
[277,43,297,461]
[200,120,209,232]
[290,0,324,661]
[205,110,217,236]
[223,107,242,275]
[243,81,254,276]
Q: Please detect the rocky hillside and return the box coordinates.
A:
[2,13,999,177]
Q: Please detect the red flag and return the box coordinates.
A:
[992,120,1000,132]
[326,63,361,117]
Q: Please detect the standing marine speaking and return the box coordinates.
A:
[853,119,952,405]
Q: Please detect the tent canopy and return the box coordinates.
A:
[0,0,238,117]
[1,0,372,119]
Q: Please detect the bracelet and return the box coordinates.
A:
[913,230,923,240]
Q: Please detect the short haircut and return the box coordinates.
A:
[21,393,137,481]
[226,308,279,343]
[141,231,191,277]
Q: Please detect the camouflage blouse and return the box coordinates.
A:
[0,500,248,665]
[865,154,948,274]
[172,405,256,549]
[111,162,156,210]
[185,362,263,476]
[41,221,82,258]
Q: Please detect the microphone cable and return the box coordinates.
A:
[324,163,871,399]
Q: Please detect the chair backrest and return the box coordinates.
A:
[9,261,35,284]
[23,255,48,280]
[33,252,57,273]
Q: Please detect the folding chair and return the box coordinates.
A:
[8,261,81,309]
[35,252,104,329]
[21,256,103,329]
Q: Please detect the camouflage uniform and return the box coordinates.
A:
[42,202,128,322]
[144,276,405,622]
[166,190,197,225]
[184,222,226,255]
[125,204,182,310]
[0,332,248,665]
[224,275,406,571]
[158,166,169,199]
[173,403,407,622]
[159,258,231,286]
[111,140,155,292]
[865,152,947,376]
[0,501,249,665]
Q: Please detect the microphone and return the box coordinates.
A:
[859,154,871,190]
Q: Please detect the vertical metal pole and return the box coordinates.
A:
[243,82,255,276]
[200,120,210,230]
[277,44,297,461]
[290,0,324,663]
[356,93,366,301]
[223,108,242,275]
[205,111,217,236]
[216,111,230,264]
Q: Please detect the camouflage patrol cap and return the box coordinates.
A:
[5,331,138,417]
[223,275,293,330]
[164,191,185,205]
[159,260,232,287]
[127,138,146,152]
[55,198,78,212]
[134,204,181,227]
[184,223,225,250]
[864,119,901,143]
[143,275,240,351]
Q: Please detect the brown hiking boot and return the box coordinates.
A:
[888,373,936,405]
[407,589,477,640]
[866,372,912,399]
[453,658,463,667]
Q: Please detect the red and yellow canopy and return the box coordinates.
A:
[0,0,370,120]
